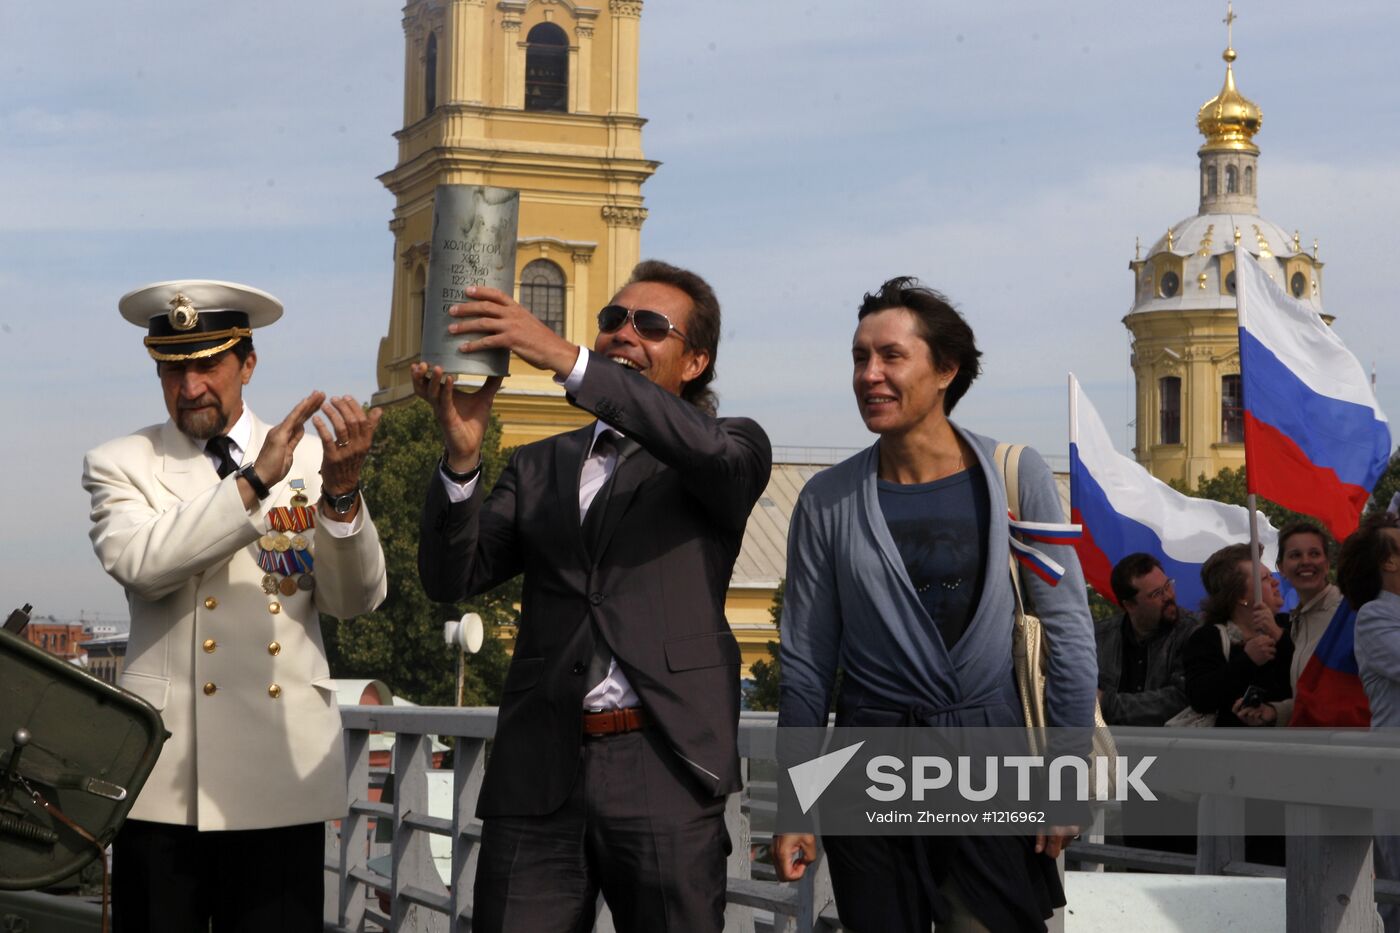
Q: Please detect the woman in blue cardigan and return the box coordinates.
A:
[772,278,1097,932]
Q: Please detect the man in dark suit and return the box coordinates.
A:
[414,260,771,933]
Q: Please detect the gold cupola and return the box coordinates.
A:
[1196,45,1262,154]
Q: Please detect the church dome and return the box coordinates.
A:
[1130,212,1324,317]
[1197,47,1262,154]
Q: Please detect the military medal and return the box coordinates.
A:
[255,486,315,600]
[269,506,315,532]
[257,548,297,577]
[287,543,312,571]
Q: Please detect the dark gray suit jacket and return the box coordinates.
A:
[419,351,772,817]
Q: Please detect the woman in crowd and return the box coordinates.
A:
[1341,512,1400,933]
[1273,521,1343,724]
[770,277,1096,932]
[1183,542,1293,728]
[1183,542,1294,866]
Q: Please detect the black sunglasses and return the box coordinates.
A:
[597,305,690,345]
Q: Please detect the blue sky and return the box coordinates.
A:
[2,1,1395,621]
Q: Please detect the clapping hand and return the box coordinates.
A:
[314,395,383,497]
[250,392,326,498]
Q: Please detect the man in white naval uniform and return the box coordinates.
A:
[83,279,387,932]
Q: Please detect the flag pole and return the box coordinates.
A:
[1068,373,1078,447]
[1247,493,1263,604]
[1237,246,1265,604]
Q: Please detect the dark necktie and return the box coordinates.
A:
[581,431,640,687]
[205,435,239,479]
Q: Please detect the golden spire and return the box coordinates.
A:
[1197,2,1262,154]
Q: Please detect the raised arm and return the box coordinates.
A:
[568,350,772,531]
[84,446,262,602]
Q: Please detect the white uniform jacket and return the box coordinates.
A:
[83,412,387,831]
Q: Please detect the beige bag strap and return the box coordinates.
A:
[993,442,1030,622]
[1217,623,1230,660]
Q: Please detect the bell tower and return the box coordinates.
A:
[372,0,658,446]
[1123,6,1328,488]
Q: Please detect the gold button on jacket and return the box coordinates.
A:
[203,682,217,696]
[204,597,218,610]
[267,684,282,699]
[202,639,217,653]
[267,641,281,656]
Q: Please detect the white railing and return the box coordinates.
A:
[326,708,834,933]
[326,711,1400,933]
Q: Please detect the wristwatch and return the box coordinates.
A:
[236,462,272,501]
[323,486,360,516]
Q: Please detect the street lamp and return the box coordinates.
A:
[442,613,484,707]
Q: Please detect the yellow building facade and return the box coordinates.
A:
[372,0,658,448]
[1125,33,1328,488]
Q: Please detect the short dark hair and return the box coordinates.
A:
[1110,552,1163,604]
[856,276,982,415]
[1337,513,1400,607]
[627,259,721,415]
[1276,519,1333,566]
[1199,543,1255,626]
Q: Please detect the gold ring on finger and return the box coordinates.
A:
[336,439,349,448]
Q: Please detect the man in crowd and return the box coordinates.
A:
[1097,552,1200,855]
[1096,552,1199,726]
[85,279,387,931]
[414,261,771,932]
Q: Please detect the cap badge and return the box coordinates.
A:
[168,292,199,331]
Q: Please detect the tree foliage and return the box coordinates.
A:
[1169,466,1311,542]
[1368,450,1400,516]
[322,400,517,706]
[745,579,784,712]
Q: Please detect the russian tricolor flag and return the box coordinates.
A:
[1069,374,1277,611]
[1290,598,1370,727]
[1235,247,1392,541]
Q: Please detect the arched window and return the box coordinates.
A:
[1226,165,1238,194]
[1221,374,1244,443]
[1206,166,1218,196]
[520,259,566,336]
[425,33,438,115]
[525,23,569,112]
[1159,376,1181,445]
[1244,165,1254,195]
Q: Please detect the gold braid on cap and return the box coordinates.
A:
[144,327,253,362]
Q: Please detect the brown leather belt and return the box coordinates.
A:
[582,707,645,737]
